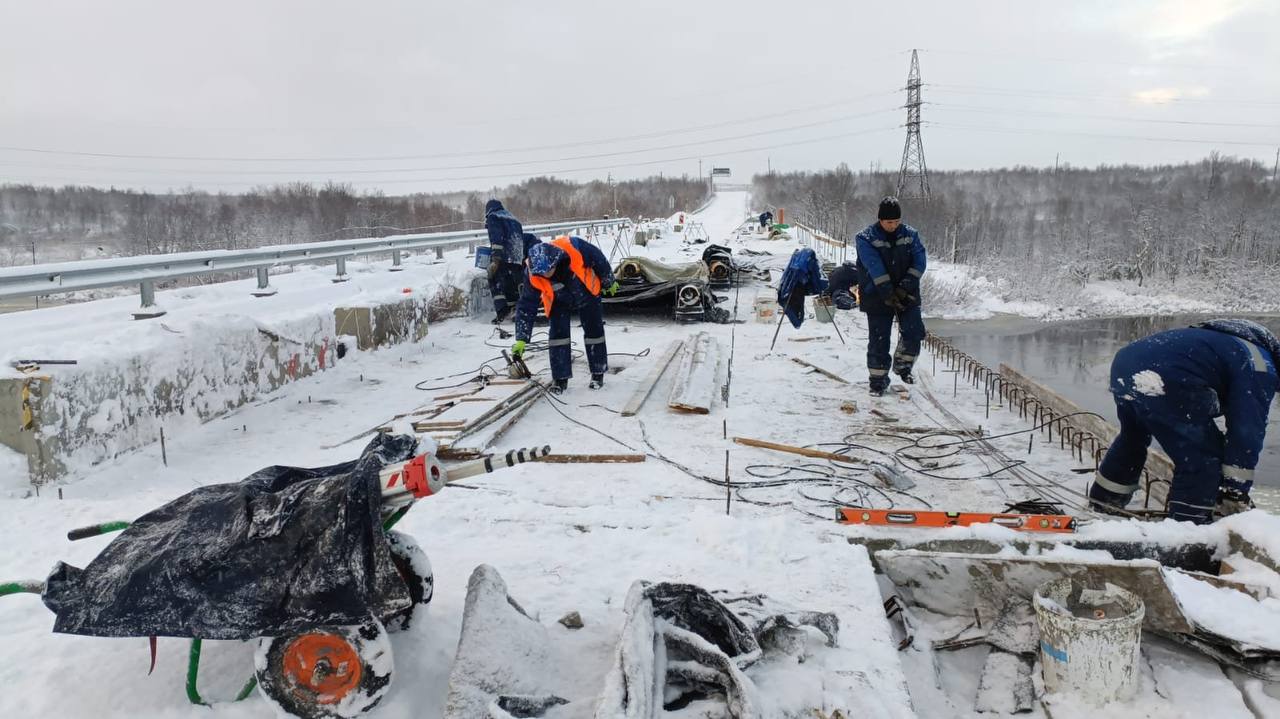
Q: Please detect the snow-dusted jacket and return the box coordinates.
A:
[484,200,525,264]
[777,248,826,328]
[855,222,926,315]
[513,236,614,342]
[1111,324,1278,492]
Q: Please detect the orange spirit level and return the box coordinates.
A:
[837,508,1076,533]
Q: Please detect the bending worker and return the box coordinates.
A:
[484,199,524,324]
[855,196,927,396]
[824,260,859,311]
[1090,319,1279,523]
[511,235,620,393]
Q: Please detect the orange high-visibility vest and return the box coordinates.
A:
[528,236,602,316]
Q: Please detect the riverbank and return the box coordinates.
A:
[923,261,1280,322]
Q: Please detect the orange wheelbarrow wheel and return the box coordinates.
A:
[255,617,393,719]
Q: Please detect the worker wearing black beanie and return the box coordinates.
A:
[854,196,927,396]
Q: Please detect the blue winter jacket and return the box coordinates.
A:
[513,236,615,342]
[777,248,826,328]
[484,200,525,264]
[1111,324,1278,490]
[855,222,926,315]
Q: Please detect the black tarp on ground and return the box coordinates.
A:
[42,434,417,640]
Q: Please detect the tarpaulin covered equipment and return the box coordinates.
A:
[42,434,418,640]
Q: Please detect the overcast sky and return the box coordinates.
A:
[1,0,1278,194]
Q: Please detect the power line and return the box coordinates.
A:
[928,121,1279,148]
[918,47,1247,73]
[929,83,1280,108]
[0,89,904,164]
[929,102,1280,129]
[2,125,902,189]
[0,107,902,178]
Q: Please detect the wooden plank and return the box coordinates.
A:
[450,382,541,445]
[732,436,863,464]
[791,357,849,384]
[620,340,684,417]
[533,454,647,464]
[999,363,1172,509]
[668,332,719,414]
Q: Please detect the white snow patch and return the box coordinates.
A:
[1165,568,1280,652]
[1131,370,1166,397]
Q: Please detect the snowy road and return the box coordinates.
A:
[1,192,1273,718]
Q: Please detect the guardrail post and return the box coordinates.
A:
[251,267,277,297]
[435,247,445,261]
[332,256,350,283]
[131,280,166,320]
[389,250,403,272]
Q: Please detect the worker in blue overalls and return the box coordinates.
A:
[1090,319,1279,523]
[855,197,927,396]
[510,236,619,394]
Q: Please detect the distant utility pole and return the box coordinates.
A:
[1273,147,1279,183]
[896,49,931,201]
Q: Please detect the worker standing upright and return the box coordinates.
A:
[511,235,620,393]
[484,199,524,324]
[855,197,927,396]
[1090,319,1279,523]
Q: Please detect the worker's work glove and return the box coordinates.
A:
[1214,485,1254,519]
[604,280,621,297]
[884,290,906,312]
[511,340,526,359]
[891,285,915,309]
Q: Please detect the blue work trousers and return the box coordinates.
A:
[548,298,608,380]
[489,261,520,315]
[1091,385,1224,523]
[865,306,925,390]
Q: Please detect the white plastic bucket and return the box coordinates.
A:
[754,296,777,323]
[813,296,835,324]
[1034,577,1145,706]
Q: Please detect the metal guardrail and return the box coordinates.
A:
[0,218,629,317]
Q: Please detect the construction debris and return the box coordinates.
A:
[558,611,584,630]
[443,565,568,718]
[668,331,719,414]
[790,357,849,384]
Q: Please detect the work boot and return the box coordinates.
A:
[898,371,915,385]
[491,306,511,325]
[589,374,605,390]
[869,384,887,397]
[549,378,568,395]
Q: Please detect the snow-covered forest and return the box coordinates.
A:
[0,175,710,265]
[755,154,1280,310]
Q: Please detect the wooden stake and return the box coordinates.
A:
[790,357,849,384]
[732,436,864,464]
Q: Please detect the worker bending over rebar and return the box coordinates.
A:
[1090,319,1279,523]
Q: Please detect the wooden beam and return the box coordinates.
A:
[668,332,719,414]
[533,454,647,464]
[621,340,684,417]
[732,436,863,464]
[791,357,849,384]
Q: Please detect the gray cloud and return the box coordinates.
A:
[0,0,1276,193]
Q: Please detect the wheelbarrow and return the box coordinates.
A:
[2,440,551,718]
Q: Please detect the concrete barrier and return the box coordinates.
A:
[2,294,432,487]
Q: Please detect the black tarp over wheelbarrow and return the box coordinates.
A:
[1,434,550,719]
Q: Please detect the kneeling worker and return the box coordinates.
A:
[824,260,859,310]
[1091,319,1278,523]
[511,235,620,393]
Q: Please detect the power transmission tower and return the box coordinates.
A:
[896,49,931,201]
